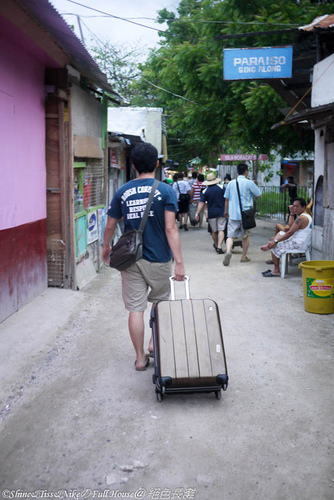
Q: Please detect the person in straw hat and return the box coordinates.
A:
[195,172,226,254]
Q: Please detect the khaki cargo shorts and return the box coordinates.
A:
[121,259,173,312]
[208,216,227,232]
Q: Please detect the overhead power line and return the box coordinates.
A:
[142,77,199,105]
[215,28,297,40]
[63,1,300,33]
[67,0,162,32]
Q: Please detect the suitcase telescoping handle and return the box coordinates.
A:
[169,275,190,300]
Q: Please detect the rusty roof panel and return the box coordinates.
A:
[299,14,334,32]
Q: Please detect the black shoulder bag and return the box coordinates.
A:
[177,181,190,203]
[109,179,159,272]
[236,179,256,230]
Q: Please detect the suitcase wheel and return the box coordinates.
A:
[215,390,221,400]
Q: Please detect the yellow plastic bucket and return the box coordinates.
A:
[298,260,334,314]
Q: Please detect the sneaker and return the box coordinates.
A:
[184,224,188,231]
[179,224,184,229]
[216,248,225,254]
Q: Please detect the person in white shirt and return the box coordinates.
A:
[260,197,312,277]
[173,172,191,231]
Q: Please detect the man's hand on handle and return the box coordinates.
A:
[174,262,185,281]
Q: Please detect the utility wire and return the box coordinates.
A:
[142,77,198,105]
[67,0,162,32]
[79,17,105,48]
[63,1,301,31]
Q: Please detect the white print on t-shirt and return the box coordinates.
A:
[127,209,154,220]
[121,185,161,220]
[121,185,161,202]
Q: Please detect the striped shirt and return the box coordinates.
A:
[224,175,261,220]
[192,180,204,201]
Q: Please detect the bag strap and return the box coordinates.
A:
[138,179,159,233]
[236,179,255,214]
[236,179,243,213]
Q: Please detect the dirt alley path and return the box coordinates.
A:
[0,220,333,500]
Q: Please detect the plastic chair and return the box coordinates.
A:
[281,247,311,278]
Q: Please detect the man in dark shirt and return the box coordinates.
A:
[195,173,226,254]
[102,143,185,371]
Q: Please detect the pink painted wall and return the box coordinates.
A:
[0,17,47,230]
[0,16,62,322]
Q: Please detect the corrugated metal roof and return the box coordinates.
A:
[16,0,122,100]
[299,14,334,32]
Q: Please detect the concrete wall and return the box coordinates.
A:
[71,85,103,140]
[312,128,325,259]
[0,19,47,231]
[107,107,163,153]
[312,53,334,108]
[0,18,49,322]
[71,85,105,289]
[145,109,163,154]
[323,141,334,260]
[311,53,334,261]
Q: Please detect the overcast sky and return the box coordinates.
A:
[50,0,179,56]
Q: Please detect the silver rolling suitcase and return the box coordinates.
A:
[150,277,228,402]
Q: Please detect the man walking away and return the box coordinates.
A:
[173,172,191,231]
[102,143,185,371]
[195,173,226,254]
[188,171,198,189]
[223,163,261,266]
[191,173,205,227]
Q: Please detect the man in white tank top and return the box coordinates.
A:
[260,198,312,277]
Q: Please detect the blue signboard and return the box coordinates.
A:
[224,46,293,80]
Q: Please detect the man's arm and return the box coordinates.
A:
[190,186,195,203]
[102,216,118,263]
[195,201,205,221]
[250,181,262,199]
[224,198,229,219]
[164,210,185,281]
[265,217,303,250]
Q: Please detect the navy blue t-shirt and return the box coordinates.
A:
[107,178,178,262]
[200,184,225,219]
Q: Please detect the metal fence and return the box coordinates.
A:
[47,239,65,288]
[256,186,312,222]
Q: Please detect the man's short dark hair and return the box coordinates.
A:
[197,173,204,182]
[131,143,158,174]
[237,163,248,175]
[177,172,184,179]
[293,197,306,208]
[192,172,198,179]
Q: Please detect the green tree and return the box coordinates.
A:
[90,41,145,102]
[130,0,332,169]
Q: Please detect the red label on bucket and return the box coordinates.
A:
[306,278,334,298]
